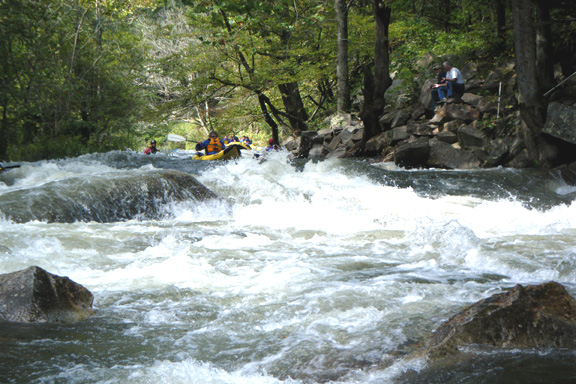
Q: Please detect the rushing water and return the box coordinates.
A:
[1,149,576,384]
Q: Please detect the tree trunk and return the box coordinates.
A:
[335,0,351,113]
[534,2,554,92]
[257,92,279,147]
[360,0,392,152]
[373,0,392,113]
[495,0,506,42]
[444,0,451,32]
[0,101,8,160]
[512,0,548,165]
[278,82,308,133]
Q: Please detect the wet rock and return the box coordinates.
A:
[296,131,318,158]
[393,138,430,168]
[308,143,326,158]
[425,282,576,358]
[542,102,576,145]
[557,162,576,185]
[0,170,219,223]
[282,136,299,151]
[0,266,94,323]
[325,147,348,158]
[428,140,482,169]
[483,138,512,168]
[506,148,532,168]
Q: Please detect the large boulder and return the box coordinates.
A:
[393,138,431,169]
[420,79,437,110]
[428,140,482,169]
[483,138,512,168]
[425,282,576,358]
[542,101,576,145]
[0,266,94,323]
[296,131,319,158]
[557,161,576,185]
[0,170,219,223]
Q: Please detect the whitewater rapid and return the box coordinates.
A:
[1,149,576,383]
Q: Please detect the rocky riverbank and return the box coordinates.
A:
[284,54,576,174]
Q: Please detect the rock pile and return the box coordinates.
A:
[284,55,576,170]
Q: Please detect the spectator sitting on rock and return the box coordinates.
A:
[427,64,447,109]
[438,61,465,103]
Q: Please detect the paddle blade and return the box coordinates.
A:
[167,133,187,142]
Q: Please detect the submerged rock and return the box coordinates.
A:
[0,266,94,323]
[0,169,219,223]
[425,282,576,358]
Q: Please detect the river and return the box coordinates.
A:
[1,149,576,383]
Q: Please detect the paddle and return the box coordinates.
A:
[166,133,195,143]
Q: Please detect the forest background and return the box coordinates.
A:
[1,0,575,162]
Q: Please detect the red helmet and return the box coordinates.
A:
[268,138,274,145]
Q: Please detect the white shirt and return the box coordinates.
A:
[446,67,465,84]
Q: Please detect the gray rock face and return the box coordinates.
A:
[0,266,94,323]
[425,282,576,358]
[457,124,487,149]
[542,102,576,145]
[428,140,482,169]
[0,170,219,223]
[393,138,431,169]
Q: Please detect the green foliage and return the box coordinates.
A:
[4,0,570,159]
[0,0,149,161]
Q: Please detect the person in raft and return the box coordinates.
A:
[144,140,159,154]
[266,138,279,151]
[197,131,226,155]
[229,132,240,142]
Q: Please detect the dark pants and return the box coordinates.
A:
[438,82,465,99]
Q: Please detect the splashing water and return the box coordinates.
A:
[1,150,576,383]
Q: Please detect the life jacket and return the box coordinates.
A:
[206,138,223,154]
[144,146,158,154]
